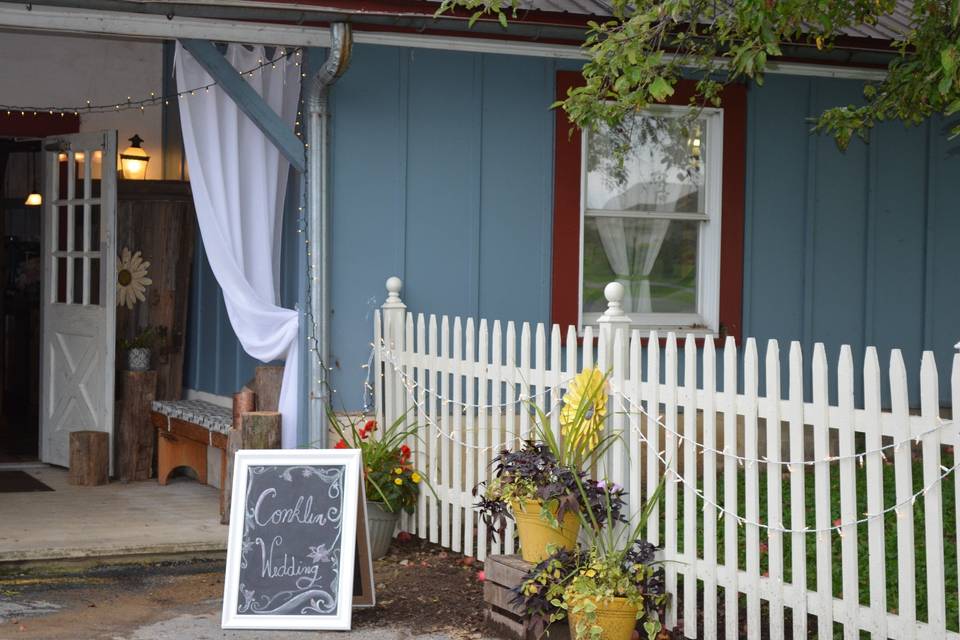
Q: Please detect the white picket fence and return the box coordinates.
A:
[373,276,960,639]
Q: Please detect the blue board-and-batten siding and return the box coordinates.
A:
[184,43,960,411]
[743,74,960,405]
[183,170,302,396]
[325,45,577,409]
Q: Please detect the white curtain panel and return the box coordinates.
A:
[595,217,670,313]
[176,43,301,447]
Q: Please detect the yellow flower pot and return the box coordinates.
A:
[567,595,639,640]
[510,499,580,563]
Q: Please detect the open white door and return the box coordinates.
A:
[39,131,117,470]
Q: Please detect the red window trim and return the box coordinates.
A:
[550,72,746,345]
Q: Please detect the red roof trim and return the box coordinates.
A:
[0,112,81,138]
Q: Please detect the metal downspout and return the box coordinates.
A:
[306,23,352,446]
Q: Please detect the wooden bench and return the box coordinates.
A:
[150,399,232,488]
[149,364,284,521]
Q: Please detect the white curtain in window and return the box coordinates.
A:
[176,44,301,447]
[595,217,670,313]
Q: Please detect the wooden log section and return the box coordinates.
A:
[220,410,281,525]
[221,390,256,523]
[254,365,284,412]
[241,411,282,449]
[68,431,110,486]
[116,370,158,482]
[232,387,256,428]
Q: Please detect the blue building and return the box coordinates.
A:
[164,7,958,421]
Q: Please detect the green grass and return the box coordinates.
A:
[662,452,958,630]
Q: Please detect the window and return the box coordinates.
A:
[551,73,746,341]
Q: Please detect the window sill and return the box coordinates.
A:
[581,324,719,340]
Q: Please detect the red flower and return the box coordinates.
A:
[364,419,377,432]
[400,444,411,461]
[334,439,348,449]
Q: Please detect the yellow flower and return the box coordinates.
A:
[411,472,421,484]
[394,467,403,475]
[394,477,403,486]
[560,367,608,455]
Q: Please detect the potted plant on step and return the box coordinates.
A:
[330,413,426,559]
[119,325,166,372]
[475,367,621,563]
[560,488,666,640]
[514,421,667,638]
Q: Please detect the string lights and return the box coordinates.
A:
[371,340,960,535]
[0,48,302,118]
[614,393,960,535]
[375,340,956,468]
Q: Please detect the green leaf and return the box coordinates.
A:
[939,75,953,96]
[649,76,674,101]
[498,11,508,28]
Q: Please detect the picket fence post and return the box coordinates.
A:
[598,282,631,511]
[381,276,408,530]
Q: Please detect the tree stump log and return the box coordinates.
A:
[241,411,282,449]
[254,365,284,412]
[116,370,157,482]
[68,431,109,486]
[220,410,281,525]
[232,387,255,429]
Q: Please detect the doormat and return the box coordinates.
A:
[0,470,54,492]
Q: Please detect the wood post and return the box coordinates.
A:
[116,370,157,482]
[220,390,254,523]
[240,411,282,449]
[254,365,284,412]
[220,410,282,525]
[232,387,256,429]
[68,431,109,486]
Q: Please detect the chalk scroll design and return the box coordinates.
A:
[237,464,345,616]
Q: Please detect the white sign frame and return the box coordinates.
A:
[222,448,362,630]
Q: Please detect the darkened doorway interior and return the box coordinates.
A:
[0,141,42,462]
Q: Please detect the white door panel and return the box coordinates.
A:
[40,131,117,470]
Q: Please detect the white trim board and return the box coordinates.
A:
[0,4,888,81]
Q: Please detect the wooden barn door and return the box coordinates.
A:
[39,131,117,469]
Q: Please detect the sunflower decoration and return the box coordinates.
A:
[116,247,153,310]
[560,367,608,462]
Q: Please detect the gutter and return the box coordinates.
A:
[305,22,351,447]
[0,0,592,42]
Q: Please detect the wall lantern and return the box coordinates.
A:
[24,151,42,206]
[120,134,150,180]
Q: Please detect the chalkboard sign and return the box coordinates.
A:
[222,449,362,630]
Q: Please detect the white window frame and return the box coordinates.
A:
[578,104,724,337]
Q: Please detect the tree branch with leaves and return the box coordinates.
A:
[435,0,960,148]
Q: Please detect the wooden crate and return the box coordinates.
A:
[484,555,570,640]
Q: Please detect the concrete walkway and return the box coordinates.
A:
[0,467,225,563]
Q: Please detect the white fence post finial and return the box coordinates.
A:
[597,281,632,357]
[384,276,405,310]
[600,281,628,320]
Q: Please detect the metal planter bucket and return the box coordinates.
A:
[127,347,151,372]
[366,500,400,560]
